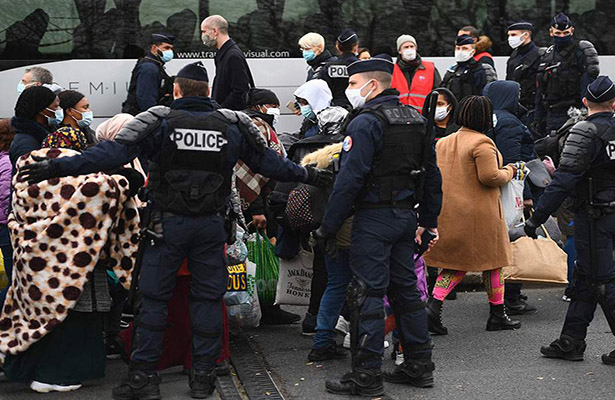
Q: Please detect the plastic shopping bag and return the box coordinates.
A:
[274,249,314,306]
[246,230,279,306]
[225,260,262,328]
[0,249,6,291]
[500,178,525,230]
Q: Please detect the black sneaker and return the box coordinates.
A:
[505,298,538,315]
[112,370,161,400]
[260,305,301,325]
[106,336,126,360]
[602,350,615,365]
[540,335,586,361]
[308,344,347,362]
[189,369,216,399]
[302,312,317,336]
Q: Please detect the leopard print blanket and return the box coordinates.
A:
[0,148,140,355]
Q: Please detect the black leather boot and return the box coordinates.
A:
[308,344,347,362]
[602,350,615,365]
[383,354,435,388]
[426,298,448,335]
[189,369,216,399]
[112,369,161,400]
[540,335,586,361]
[486,304,521,331]
[325,369,384,397]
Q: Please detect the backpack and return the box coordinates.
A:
[534,108,587,167]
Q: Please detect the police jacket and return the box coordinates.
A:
[212,39,255,111]
[320,89,443,235]
[533,111,615,225]
[534,40,599,123]
[506,41,543,111]
[9,117,51,172]
[321,52,359,109]
[442,58,496,101]
[122,54,172,115]
[46,97,308,215]
[306,50,335,81]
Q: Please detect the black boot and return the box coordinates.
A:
[189,369,216,399]
[383,355,435,388]
[486,304,521,331]
[308,344,347,362]
[602,350,615,365]
[505,297,538,315]
[540,335,586,361]
[325,369,384,397]
[426,298,448,335]
[112,370,161,400]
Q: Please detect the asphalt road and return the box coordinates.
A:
[1,287,613,400]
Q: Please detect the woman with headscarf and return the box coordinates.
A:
[96,113,146,178]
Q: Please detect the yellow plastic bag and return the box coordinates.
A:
[0,248,7,290]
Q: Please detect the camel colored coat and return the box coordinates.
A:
[424,127,514,271]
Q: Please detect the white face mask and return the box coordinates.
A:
[265,107,280,125]
[508,33,526,49]
[345,79,374,109]
[434,106,450,122]
[455,49,474,63]
[401,48,416,61]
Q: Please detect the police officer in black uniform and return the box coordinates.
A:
[506,21,544,126]
[315,55,442,396]
[442,34,497,101]
[534,13,600,137]
[19,62,333,400]
[122,33,176,116]
[525,76,615,365]
[321,28,360,109]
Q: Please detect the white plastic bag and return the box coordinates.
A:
[500,178,525,230]
[225,260,261,328]
[274,250,314,306]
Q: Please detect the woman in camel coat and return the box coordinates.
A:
[423,96,521,335]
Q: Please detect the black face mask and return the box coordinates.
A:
[554,34,574,48]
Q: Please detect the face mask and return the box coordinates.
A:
[554,34,573,48]
[508,33,525,49]
[17,82,26,95]
[455,49,474,63]
[300,104,315,120]
[345,80,374,109]
[434,106,450,122]
[401,48,416,61]
[158,48,173,62]
[302,50,316,62]
[202,33,217,48]
[44,107,64,126]
[72,108,94,128]
[265,107,280,125]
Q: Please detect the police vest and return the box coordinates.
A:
[326,56,354,108]
[586,124,615,200]
[357,104,428,207]
[537,44,583,109]
[391,62,435,111]
[122,56,173,115]
[442,60,484,101]
[507,45,544,109]
[148,110,232,215]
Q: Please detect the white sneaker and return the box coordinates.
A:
[395,351,404,366]
[562,295,572,302]
[30,381,82,393]
[335,316,350,335]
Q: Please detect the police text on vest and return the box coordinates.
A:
[172,129,228,152]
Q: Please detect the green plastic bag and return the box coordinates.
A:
[246,230,279,306]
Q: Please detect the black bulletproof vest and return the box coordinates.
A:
[360,104,427,204]
[586,124,615,201]
[442,60,483,101]
[122,56,173,115]
[507,45,542,110]
[326,55,355,108]
[148,109,232,215]
[538,44,582,108]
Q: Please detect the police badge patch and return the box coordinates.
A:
[343,136,353,152]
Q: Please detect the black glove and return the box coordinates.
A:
[18,156,59,185]
[304,166,334,188]
[524,218,539,239]
[312,227,337,256]
[114,168,145,198]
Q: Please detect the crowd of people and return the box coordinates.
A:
[0,10,613,400]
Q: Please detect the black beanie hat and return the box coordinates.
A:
[14,86,56,120]
[58,90,85,111]
[246,88,280,107]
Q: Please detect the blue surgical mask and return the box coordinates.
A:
[302,50,316,62]
[45,107,64,126]
[17,82,26,95]
[159,48,174,62]
[300,104,315,120]
[554,34,573,48]
[72,108,94,128]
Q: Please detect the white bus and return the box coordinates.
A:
[1,1,614,132]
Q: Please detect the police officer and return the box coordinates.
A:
[525,76,615,365]
[506,21,543,126]
[18,62,333,400]
[122,33,176,115]
[315,55,442,396]
[321,28,360,109]
[442,34,497,102]
[534,13,600,137]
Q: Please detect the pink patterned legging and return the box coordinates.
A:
[433,268,504,305]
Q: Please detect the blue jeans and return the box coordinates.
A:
[312,249,352,349]
[0,224,13,309]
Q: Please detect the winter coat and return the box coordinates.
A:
[9,117,51,172]
[212,39,255,110]
[424,127,514,271]
[0,151,10,225]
